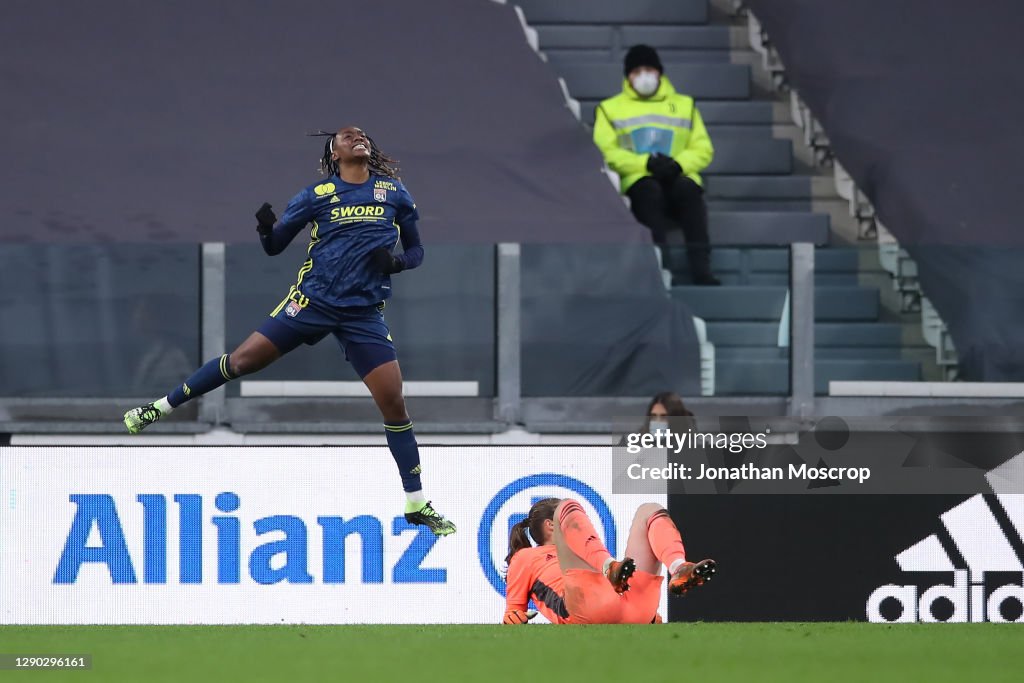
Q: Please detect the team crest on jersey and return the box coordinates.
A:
[285,301,303,318]
[374,188,387,202]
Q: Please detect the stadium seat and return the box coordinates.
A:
[670,247,859,286]
[620,25,732,49]
[705,176,813,200]
[705,124,781,138]
[707,322,904,348]
[681,100,779,124]
[536,25,614,49]
[704,212,830,244]
[714,359,921,395]
[514,0,708,25]
[705,138,793,174]
[536,25,734,52]
[545,49,731,65]
[670,286,879,321]
[716,347,905,361]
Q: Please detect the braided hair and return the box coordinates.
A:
[309,129,400,180]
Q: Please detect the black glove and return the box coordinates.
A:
[370,246,403,274]
[255,202,276,236]
[646,153,683,181]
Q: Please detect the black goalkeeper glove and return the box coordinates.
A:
[370,246,404,274]
[255,202,277,237]
[646,153,683,182]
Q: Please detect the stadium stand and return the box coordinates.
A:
[515,0,928,394]
[0,0,639,245]
[5,4,1024,656]
[2,0,1020,436]
[745,0,1024,382]
[0,0,703,431]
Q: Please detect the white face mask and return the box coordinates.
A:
[649,420,669,434]
[631,72,660,97]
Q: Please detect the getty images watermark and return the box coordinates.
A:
[611,416,1024,495]
[623,426,869,484]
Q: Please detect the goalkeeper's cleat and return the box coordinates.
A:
[668,558,717,596]
[404,501,457,537]
[605,557,636,594]
[124,402,163,434]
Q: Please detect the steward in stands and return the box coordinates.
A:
[594,45,719,285]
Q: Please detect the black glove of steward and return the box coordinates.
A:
[646,153,683,182]
[370,246,403,274]
[255,202,276,236]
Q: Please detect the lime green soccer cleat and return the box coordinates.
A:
[123,402,163,434]
[404,500,457,537]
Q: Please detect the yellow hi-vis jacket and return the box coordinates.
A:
[593,76,714,193]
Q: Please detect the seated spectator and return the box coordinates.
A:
[594,45,720,286]
[643,390,694,434]
[614,390,695,492]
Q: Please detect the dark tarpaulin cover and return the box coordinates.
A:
[0,0,640,244]
[0,0,699,397]
[748,0,1024,380]
[522,245,700,397]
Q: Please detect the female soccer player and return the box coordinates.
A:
[502,498,715,624]
[123,126,456,536]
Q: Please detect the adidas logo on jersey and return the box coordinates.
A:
[329,195,340,204]
[866,454,1024,623]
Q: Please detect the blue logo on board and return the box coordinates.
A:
[476,473,616,596]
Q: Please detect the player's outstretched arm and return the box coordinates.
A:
[255,202,277,239]
[501,551,535,624]
[256,202,307,256]
[256,188,315,256]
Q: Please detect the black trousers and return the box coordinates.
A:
[626,175,711,278]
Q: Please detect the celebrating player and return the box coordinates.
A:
[502,498,715,624]
[122,126,456,537]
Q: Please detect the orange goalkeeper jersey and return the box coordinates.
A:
[505,544,570,624]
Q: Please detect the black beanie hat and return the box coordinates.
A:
[624,44,663,77]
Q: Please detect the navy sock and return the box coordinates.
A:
[167,354,237,408]
[384,422,423,493]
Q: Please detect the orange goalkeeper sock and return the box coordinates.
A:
[647,508,687,572]
[557,499,612,571]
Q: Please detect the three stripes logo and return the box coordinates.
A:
[867,454,1024,623]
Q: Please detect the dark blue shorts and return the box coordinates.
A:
[256,295,396,377]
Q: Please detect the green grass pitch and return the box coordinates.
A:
[3,623,1022,682]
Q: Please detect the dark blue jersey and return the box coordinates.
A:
[259,173,423,309]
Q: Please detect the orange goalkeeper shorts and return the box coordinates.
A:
[562,568,663,624]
